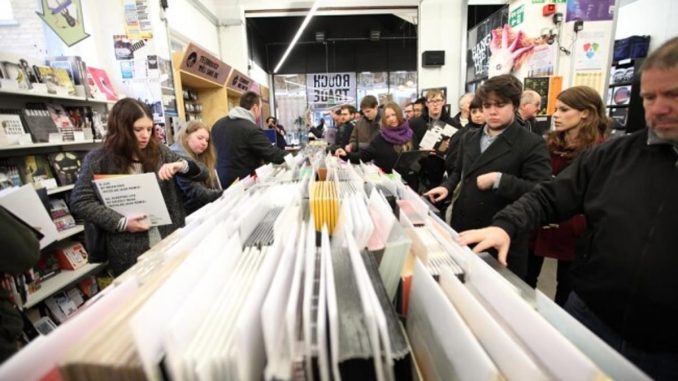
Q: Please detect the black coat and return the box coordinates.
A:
[409,113,457,190]
[444,120,551,277]
[493,129,678,351]
[212,116,287,187]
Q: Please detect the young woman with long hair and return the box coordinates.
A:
[170,120,223,215]
[70,98,207,275]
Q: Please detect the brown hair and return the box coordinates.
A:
[360,95,378,109]
[640,36,678,72]
[104,98,159,172]
[240,91,261,109]
[476,74,523,108]
[381,102,405,128]
[548,86,609,156]
[177,121,218,187]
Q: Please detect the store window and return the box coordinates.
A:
[388,71,418,109]
[357,72,389,106]
[273,74,307,145]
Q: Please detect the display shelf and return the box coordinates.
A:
[0,139,102,152]
[56,225,84,241]
[24,262,106,309]
[47,184,75,195]
[0,88,87,101]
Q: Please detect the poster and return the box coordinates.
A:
[526,44,556,77]
[466,7,509,82]
[575,31,606,71]
[566,0,615,22]
[93,173,171,227]
[574,71,604,96]
[306,72,356,107]
[123,0,153,39]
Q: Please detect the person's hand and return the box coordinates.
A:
[126,214,150,232]
[334,148,347,157]
[476,172,499,190]
[344,144,352,153]
[424,186,449,203]
[458,227,511,266]
[488,24,534,77]
[158,161,184,181]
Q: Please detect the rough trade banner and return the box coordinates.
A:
[306,72,356,107]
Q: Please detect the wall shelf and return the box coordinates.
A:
[56,224,85,241]
[47,184,75,195]
[24,262,106,309]
[0,139,102,152]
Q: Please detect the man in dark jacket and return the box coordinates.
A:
[457,37,678,380]
[424,74,551,278]
[346,95,381,152]
[212,91,286,187]
[410,89,460,190]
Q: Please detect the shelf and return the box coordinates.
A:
[47,184,75,195]
[24,262,106,309]
[0,88,117,104]
[56,224,84,241]
[0,88,86,101]
[0,139,102,152]
[609,82,632,87]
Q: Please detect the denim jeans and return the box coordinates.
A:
[565,292,678,380]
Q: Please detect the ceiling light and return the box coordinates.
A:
[405,80,414,87]
[315,31,325,42]
[273,0,322,73]
[369,30,381,41]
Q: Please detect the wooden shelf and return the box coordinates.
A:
[47,184,75,195]
[0,139,102,152]
[24,262,106,309]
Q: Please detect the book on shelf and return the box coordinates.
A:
[49,198,77,232]
[1,61,31,89]
[54,242,87,270]
[22,103,59,143]
[51,67,77,96]
[0,158,23,189]
[33,316,58,335]
[86,67,117,101]
[33,65,59,94]
[46,103,75,141]
[19,155,57,190]
[0,111,27,146]
[35,251,62,281]
[78,275,99,298]
[46,56,88,95]
[44,291,78,323]
[48,151,82,186]
[0,184,59,249]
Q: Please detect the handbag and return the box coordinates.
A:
[84,222,107,263]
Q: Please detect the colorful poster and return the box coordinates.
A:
[574,31,606,71]
[123,0,153,39]
[526,44,556,77]
[566,0,615,22]
[36,0,90,47]
[466,7,509,82]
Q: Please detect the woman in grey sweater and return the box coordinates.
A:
[70,99,206,275]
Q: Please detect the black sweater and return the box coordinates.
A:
[493,129,678,351]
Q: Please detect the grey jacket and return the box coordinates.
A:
[170,143,223,215]
[70,145,206,275]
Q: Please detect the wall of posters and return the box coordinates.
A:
[466,6,509,83]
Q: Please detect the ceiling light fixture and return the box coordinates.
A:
[273,0,322,74]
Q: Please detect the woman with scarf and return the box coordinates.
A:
[335,102,422,189]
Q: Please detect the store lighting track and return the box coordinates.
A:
[273,0,322,73]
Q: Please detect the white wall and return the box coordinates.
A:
[166,0,220,57]
[615,0,678,52]
[418,0,465,104]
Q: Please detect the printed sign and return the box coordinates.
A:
[466,6,508,82]
[180,43,231,86]
[306,72,356,107]
[509,5,525,27]
[227,69,253,93]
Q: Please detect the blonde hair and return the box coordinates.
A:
[177,121,218,188]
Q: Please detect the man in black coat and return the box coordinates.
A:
[456,37,678,380]
[424,74,551,278]
[212,91,286,188]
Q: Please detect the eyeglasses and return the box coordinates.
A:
[427,99,444,105]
